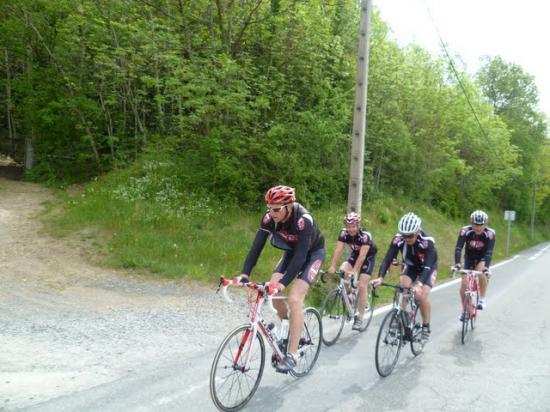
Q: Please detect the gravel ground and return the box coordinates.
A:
[0,178,247,411]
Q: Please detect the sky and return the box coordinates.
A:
[375,0,550,120]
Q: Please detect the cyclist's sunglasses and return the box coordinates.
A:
[267,204,288,213]
[401,233,416,239]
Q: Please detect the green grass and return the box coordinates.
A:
[41,166,549,312]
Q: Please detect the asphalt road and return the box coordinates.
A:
[23,242,550,412]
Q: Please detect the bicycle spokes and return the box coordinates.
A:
[210,326,266,411]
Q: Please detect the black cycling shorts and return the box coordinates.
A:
[274,248,326,286]
[346,254,376,275]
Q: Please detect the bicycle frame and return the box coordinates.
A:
[218,277,286,370]
[212,277,322,411]
[459,269,481,319]
[321,270,359,317]
[373,282,422,377]
[387,283,418,329]
[335,272,356,316]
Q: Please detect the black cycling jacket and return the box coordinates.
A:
[454,226,496,267]
[242,203,324,279]
[378,231,438,284]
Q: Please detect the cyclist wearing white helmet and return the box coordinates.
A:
[372,212,438,342]
[327,212,378,330]
[453,210,495,313]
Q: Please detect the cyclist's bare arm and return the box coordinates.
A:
[328,241,345,273]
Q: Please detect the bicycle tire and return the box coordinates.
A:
[461,297,470,344]
[409,305,423,356]
[320,289,346,346]
[375,309,403,377]
[210,324,265,411]
[291,307,322,378]
[357,286,376,332]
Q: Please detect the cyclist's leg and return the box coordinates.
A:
[461,257,476,310]
[271,253,292,319]
[270,272,288,319]
[339,260,354,278]
[288,250,324,355]
[399,270,414,306]
[356,256,375,318]
[475,260,488,301]
[287,279,308,355]
[416,279,434,324]
[415,270,436,341]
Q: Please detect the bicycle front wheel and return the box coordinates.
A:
[461,298,470,344]
[210,324,265,411]
[320,289,346,346]
[357,285,376,333]
[375,309,403,377]
[291,307,322,378]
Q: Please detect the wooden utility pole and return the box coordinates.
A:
[347,0,372,214]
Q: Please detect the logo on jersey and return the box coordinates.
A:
[278,230,298,243]
[468,240,485,250]
[263,213,272,225]
[359,234,370,243]
[297,217,305,231]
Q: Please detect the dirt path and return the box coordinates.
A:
[0,178,243,411]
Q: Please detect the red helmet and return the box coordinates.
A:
[344,212,361,225]
[265,185,296,204]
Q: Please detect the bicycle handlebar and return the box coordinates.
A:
[370,282,416,298]
[217,276,281,312]
[450,267,485,279]
[319,270,357,288]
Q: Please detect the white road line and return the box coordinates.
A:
[371,253,521,317]
[528,243,550,261]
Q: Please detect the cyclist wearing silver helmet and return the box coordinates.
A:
[372,212,438,342]
[327,212,377,330]
[453,210,495,313]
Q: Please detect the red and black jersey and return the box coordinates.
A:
[337,228,377,258]
[242,203,324,279]
[454,226,496,267]
[378,231,438,284]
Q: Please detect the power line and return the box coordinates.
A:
[422,1,492,144]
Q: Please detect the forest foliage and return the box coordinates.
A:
[1,0,549,225]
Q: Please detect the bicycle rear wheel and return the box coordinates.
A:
[357,285,376,333]
[291,307,322,378]
[375,309,403,377]
[210,324,265,411]
[320,289,346,346]
[461,297,471,344]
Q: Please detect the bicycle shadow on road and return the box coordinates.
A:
[242,369,318,411]
[441,332,483,367]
